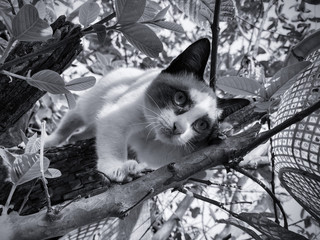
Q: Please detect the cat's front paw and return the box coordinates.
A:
[123,160,147,177]
[97,159,147,183]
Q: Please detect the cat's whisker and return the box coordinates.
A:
[139,104,160,118]
[146,93,162,112]
[146,124,160,141]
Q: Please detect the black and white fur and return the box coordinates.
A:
[45,39,223,182]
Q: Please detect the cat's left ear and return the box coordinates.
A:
[162,38,210,80]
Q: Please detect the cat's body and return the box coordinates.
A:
[45,39,223,182]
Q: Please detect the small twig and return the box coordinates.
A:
[18,178,39,214]
[223,201,252,205]
[40,121,52,213]
[252,0,274,57]
[0,33,81,71]
[81,12,116,33]
[232,166,288,229]
[121,188,154,217]
[267,118,280,225]
[209,0,222,90]
[53,195,82,214]
[177,187,224,209]
[189,178,242,190]
[235,99,320,157]
[6,0,16,15]
[4,184,16,212]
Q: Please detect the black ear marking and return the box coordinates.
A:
[162,38,210,80]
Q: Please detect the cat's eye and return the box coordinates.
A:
[174,91,187,106]
[194,119,209,132]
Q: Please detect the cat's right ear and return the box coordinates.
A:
[162,38,210,80]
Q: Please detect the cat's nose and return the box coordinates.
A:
[173,122,183,135]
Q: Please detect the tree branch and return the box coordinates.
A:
[209,0,222,90]
[2,97,320,239]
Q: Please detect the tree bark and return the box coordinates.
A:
[0,16,82,147]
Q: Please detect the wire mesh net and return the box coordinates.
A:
[272,49,320,222]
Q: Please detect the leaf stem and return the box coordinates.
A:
[4,184,16,212]
[18,178,39,214]
[1,69,27,80]
[209,0,222,90]
[0,37,16,64]
[40,121,52,213]
[81,12,116,34]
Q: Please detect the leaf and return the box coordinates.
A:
[239,213,308,240]
[0,148,16,166]
[173,0,234,28]
[25,133,41,154]
[153,5,170,21]
[12,4,52,41]
[217,218,263,240]
[20,130,29,145]
[79,2,100,27]
[118,23,163,58]
[139,0,162,21]
[65,91,77,109]
[11,154,50,186]
[116,0,146,24]
[266,61,311,98]
[29,70,67,94]
[217,76,267,99]
[0,9,13,34]
[92,24,107,44]
[149,21,184,33]
[190,207,200,218]
[44,168,62,178]
[65,77,96,91]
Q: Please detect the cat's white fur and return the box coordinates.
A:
[45,39,222,182]
[45,68,221,182]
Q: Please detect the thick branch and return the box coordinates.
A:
[0,16,82,145]
[1,98,320,239]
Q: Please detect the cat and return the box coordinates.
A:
[45,38,225,182]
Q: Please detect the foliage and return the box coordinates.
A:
[0,0,319,239]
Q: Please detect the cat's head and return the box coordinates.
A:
[144,38,222,146]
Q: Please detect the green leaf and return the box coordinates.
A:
[29,70,67,94]
[11,153,50,186]
[12,4,52,41]
[149,21,184,33]
[25,133,41,154]
[153,5,170,21]
[65,76,96,91]
[116,0,146,24]
[266,61,311,98]
[217,76,267,99]
[65,90,77,109]
[44,168,62,178]
[79,2,100,27]
[119,23,163,58]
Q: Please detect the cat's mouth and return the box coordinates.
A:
[156,125,187,146]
